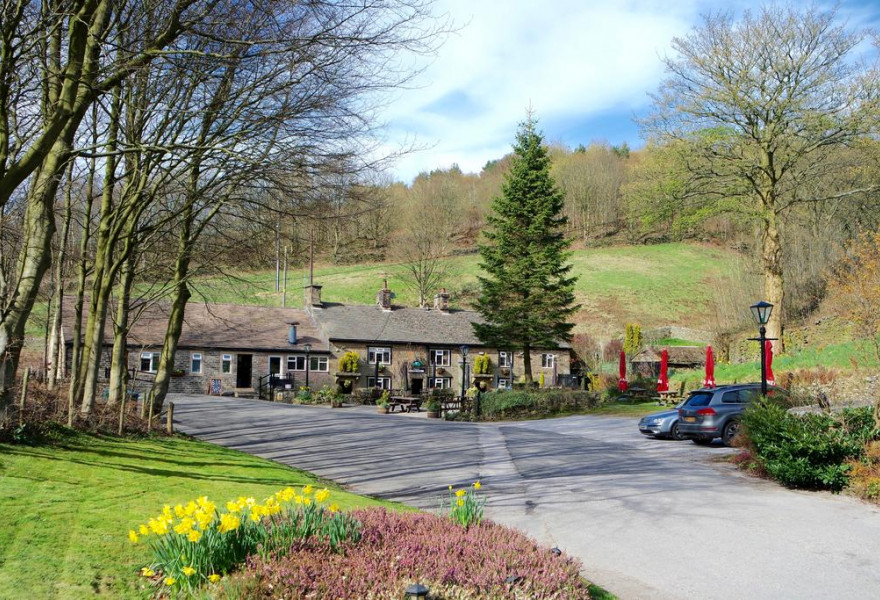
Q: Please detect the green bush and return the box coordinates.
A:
[478,389,598,420]
[742,403,876,492]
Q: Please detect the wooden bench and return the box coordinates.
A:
[390,396,422,413]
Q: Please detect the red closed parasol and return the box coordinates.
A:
[765,340,775,386]
[618,350,628,392]
[703,345,716,388]
[657,348,669,392]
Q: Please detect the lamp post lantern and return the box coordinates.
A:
[749,301,774,396]
[303,343,312,390]
[459,345,469,399]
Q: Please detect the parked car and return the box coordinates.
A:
[677,383,788,447]
[638,402,687,440]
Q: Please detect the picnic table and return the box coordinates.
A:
[389,396,422,413]
[656,390,681,406]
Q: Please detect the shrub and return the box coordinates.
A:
[741,403,875,492]
[244,508,590,599]
[478,389,598,420]
[337,351,360,373]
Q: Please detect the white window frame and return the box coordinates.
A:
[497,378,509,389]
[368,346,392,365]
[140,352,156,373]
[367,376,392,389]
[431,377,451,389]
[310,355,329,372]
[499,351,512,368]
[541,353,555,369]
[287,355,306,371]
[190,353,203,374]
[431,349,451,367]
[221,354,232,374]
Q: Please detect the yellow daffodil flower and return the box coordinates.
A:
[182,566,196,576]
[457,498,465,507]
[128,530,139,544]
[138,524,149,536]
[473,481,481,490]
[302,485,314,496]
[174,517,195,535]
[303,497,312,506]
[217,513,240,534]
[314,488,330,504]
[209,574,221,583]
[164,576,176,586]
[455,489,466,498]
[174,504,186,518]
[226,500,241,513]
[329,503,339,513]
[187,529,202,543]
[294,495,303,504]
[141,567,154,577]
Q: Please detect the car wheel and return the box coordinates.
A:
[722,420,741,447]
[692,437,712,445]
[670,421,686,441]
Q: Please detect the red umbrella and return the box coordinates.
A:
[618,350,628,392]
[657,348,669,392]
[765,340,775,386]
[703,345,716,388]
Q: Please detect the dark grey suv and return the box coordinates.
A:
[677,383,788,447]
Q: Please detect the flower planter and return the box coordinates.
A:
[426,410,440,419]
[376,405,388,414]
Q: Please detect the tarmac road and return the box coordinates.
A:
[171,394,880,599]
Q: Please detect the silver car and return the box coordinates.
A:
[638,403,687,440]
[677,383,788,447]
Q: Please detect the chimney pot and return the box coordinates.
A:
[287,322,299,344]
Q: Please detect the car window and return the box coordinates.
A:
[739,388,760,403]
[721,391,740,403]
[684,392,713,407]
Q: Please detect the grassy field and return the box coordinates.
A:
[189,242,738,336]
[0,433,400,599]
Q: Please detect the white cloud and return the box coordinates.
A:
[378,0,871,183]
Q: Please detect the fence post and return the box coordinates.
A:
[147,395,155,432]
[166,402,174,434]
[19,367,30,426]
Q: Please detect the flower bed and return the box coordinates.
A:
[243,507,590,599]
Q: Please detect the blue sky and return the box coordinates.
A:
[381,0,880,183]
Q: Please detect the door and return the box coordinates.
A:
[268,356,282,377]
[236,354,253,388]
[411,378,423,395]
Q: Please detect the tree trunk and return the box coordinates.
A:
[761,207,785,352]
[107,255,135,405]
[522,344,533,384]
[47,165,75,390]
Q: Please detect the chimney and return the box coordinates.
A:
[376,278,393,311]
[287,322,298,344]
[305,284,323,308]
[433,288,450,312]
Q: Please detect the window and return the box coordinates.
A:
[368,346,392,365]
[431,377,451,389]
[541,353,555,369]
[497,378,509,389]
[287,355,306,371]
[499,351,512,368]
[191,353,203,374]
[140,352,156,372]
[367,376,392,389]
[430,349,451,367]
[221,354,232,374]
[310,355,329,372]
[721,390,741,404]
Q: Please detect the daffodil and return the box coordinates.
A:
[302,485,314,496]
[174,504,186,518]
[187,529,202,543]
[141,567,154,577]
[128,530,139,544]
[184,501,198,516]
[208,574,221,583]
[314,488,330,503]
[164,576,176,586]
[174,517,195,535]
[226,500,241,513]
[457,498,465,507]
[138,524,149,536]
[473,481,481,490]
[182,566,196,576]
[217,513,240,534]
[455,489,466,498]
[303,497,312,506]
[329,503,339,513]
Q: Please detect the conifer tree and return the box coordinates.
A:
[474,114,578,383]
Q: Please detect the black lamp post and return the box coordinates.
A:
[749,301,774,396]
[304,343,312,389]
[459,345,469,398]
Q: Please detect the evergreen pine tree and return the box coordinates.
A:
[474,114,578,383]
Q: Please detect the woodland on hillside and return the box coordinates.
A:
[2,2,880,419]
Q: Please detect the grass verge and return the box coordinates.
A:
[0,432,399,599]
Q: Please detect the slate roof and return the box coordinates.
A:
[310,303,570,349]
[63,302,325,353]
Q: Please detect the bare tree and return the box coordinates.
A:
[643,4,880,350]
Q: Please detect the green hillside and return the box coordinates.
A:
[191,242,738,337]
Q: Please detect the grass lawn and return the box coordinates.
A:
[0,432,400,599]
